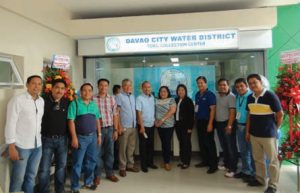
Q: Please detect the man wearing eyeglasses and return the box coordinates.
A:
[39,79,69,193]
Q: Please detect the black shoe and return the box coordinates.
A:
[141,167,148,173]
[195,162,208,168]
[264,187,276,193]
[234,172,246,179]
[248,179,263,187]
[148,164,158,169]
[177,163,183,167]
[242,175,255,183]
[207,167,218,174]
[181,164,189,169]
[84,184,97,190]
[71,191,80,193]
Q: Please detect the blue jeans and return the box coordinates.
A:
[39,136,68,193]
[71,133,97,191]
[95,126,114,177]
[236,124,255,176]
[10,146,42,193]
[216,121,238,172]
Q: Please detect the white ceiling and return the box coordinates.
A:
[55,0,299,19]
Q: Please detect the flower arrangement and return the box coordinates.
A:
[276,63,300,160]
[42,66,76,101]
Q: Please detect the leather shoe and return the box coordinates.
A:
[195,162,208,168]
[93,176,101,185]
[207,167,218,174]
[148,164,158,169]
[119,170,126,177]
[126,167,139,172]
[106,175,119,182]
[248,179,264,187]
[141,167,148,173]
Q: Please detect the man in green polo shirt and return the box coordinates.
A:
[68,83,101,193]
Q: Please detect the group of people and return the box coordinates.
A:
[4,73,283,193]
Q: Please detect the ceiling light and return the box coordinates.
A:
[170,57,179,63]
[173,63,180,67]
[250,55,255,58]
[205,57,209,60]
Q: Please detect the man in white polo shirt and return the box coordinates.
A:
[5,75,44,193]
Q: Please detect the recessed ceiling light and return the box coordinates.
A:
[173,63,180,67]
[170,57,179,63]
[250,55,255,58]
[205,57,209,60]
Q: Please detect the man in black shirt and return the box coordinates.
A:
[39,79,69,193]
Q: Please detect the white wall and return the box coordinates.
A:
[0,7,81,192]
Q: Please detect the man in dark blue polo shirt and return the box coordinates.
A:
[194,76,218,174]
[246,74,283,193]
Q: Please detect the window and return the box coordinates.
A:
[0,56,23,87]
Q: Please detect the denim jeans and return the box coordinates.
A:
[71,133,97,191]
[236,124,255,176]
[39,136,68,193]
[95,126,114,177]
[10,146,42,193]
[215,121,238,172]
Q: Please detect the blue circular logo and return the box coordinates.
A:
[106,38,121,52]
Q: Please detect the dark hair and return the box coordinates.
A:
[80,83,93,91]
[97,78,110,86]
[141,81,150,87]
[234,78,247,86]
[247,74,262,82]
[26,75,42,84]
[158,86,171,99]
[218,78,229,85]
[52,79,66,87]
[176,84,188,98]
[122,78,131,86]
[112,85,121,95]
[196,76,207,83]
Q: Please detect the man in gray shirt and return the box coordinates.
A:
[215,78,238,178]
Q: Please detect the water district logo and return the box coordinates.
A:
[160,69,187,96]
[106,37,121,52]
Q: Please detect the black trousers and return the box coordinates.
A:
[175,122,192,165]
[197,119,218,169]
[139,126,155,169]
[158,127,174,164]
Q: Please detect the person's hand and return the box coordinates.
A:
[245,132,250,142]
[225,126,232,134]
[8,146,20,161]
[113,131,118,141]
[97,136,102,145]
[207,123,213,133]
[155,120,164,128]
[187,129,192,134]
[71,137,79,149]
[118,126,125,135]
[139,126,145,134]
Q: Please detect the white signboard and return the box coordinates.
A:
[280,50,300,64]
[105,30,238,54]
[52,55,70,70]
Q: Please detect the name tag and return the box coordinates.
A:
[236,112,241,120]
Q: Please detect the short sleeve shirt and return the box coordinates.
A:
[246,90,282,137]
[215,92,236,122]
[67,98,101,120]
[136,94,155,127]
[195,90,216,120]
[155,98,176,128]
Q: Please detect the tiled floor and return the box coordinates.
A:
[60,159,298,193]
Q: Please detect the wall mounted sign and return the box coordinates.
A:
[105,30,238,54]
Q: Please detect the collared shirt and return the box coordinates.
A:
[93,94,118,127]
[42,95,69,136]
[246,89,282,137]
[67,97,101,120]
[235,90,251,124]
[115,91,136,128]
[136,93,155,127]
[195,89,216,120]
[5,92,44,149]
[215,91,236,122]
